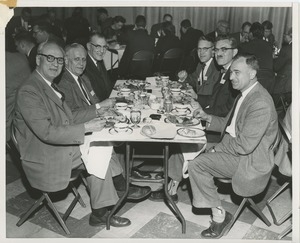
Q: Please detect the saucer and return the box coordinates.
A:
[117,92,134,97]
[177,127,205,138]
[109,127,133,135]
[170,108,191,116]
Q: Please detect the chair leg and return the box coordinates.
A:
[79,172,89,194]
[278,223,292,239]
[16,194,46,227]
[70,182,86,208]
[248,198,271,226]
[44,193,70,235]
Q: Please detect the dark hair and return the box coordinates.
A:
[241,21,252,29]
[215,35,238,49]
[163,14,173,21]
[198,35,214,44]
[113,16,126,24]
[14,31,35,44]
[262,20,273,30]
[21,7,32,15]
[180,19,191,28]
[162,21,175,36]
[250,22,264,39]
[33,19,52,34]
[88,31,106,42]
[97,7,108,15]
[233,53,259,71]
[135,15,146,28]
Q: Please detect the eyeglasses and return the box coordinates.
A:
[38,53,64,65]
[90,43,108,50]
[197,46,213,52]
[214,47,235,53]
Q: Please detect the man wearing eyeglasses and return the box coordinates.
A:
[178,36,220,110]
[14,41,133,228]
[85,32,113,101]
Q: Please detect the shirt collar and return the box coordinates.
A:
[242,81,258,97]
[36,69,52,86]
[204,57,213,67]
[88,53,98,66]
[66,68,79,81]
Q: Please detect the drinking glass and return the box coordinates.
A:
[138,81,146,92]
[130,109,141,128]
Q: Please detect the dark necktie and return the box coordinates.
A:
[200,63,206,86]
[78,76,92,105]
[220,93,242,141]
[51,83,65,102]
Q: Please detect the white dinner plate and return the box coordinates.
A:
[109,127,133,135]
[165,116,200,126]
[177,128,205,138]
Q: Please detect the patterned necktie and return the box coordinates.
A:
[200,63,206,86]
[220,93,242,141]
[78,76,92,105]
[51,83,65,102]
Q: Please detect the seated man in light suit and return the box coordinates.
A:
[188,54,278,239]
[57,42,151,203]
[178,36,221,109]
[13,41,143,228]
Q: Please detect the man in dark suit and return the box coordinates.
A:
[5,7,32,52]
[272,27,292,105]
[85,32,113,101]
[13,41,137,228]
[230,21,251,46]
[118,15,155,79]
[239,22,274,94]
[178,36,220,109]
[6,51,31,142]
[206,20,230,42]
[150,14,176,39]
[189,53,278,239]
[14,31,37,71]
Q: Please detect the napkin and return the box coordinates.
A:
[180,142,207,178]
[80,134,113,179]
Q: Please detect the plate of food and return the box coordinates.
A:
[177,127,205,138]
[165,115,200,126]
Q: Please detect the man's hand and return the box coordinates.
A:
[186,88,198,100]
[193,107,212,123]
[84,118,106,133]
[177,70,188,82]
[99,98,116,108]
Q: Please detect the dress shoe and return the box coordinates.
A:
[149,189,179,203]
[201,211,233,239]
[131,168,151,179]
[89,211,131,227]
[117,184,151,200]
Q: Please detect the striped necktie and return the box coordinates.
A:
[78,76,92,105]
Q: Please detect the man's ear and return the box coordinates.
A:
[249,69,257,80]
[86,43,91,52]
[233,48,238,57]
[36,54,40,66]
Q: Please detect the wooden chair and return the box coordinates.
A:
[11,125,89,235]
[266,118,292,239]
[128,50,154,80]
[216,127,282,233]
[158,48,184,80]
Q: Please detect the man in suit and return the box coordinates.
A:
[118,15,155,79]
[178,36,220,109]
[262,20,276,47]
[206,20,230,42]
[58,42,152,195]
[272,27,292,105]
[5,7,32,52]
[239,22,274,94]
[85,32,113,101]
[189,53,278,239]
[150,14,176,39]
[102,16,126,44]
[230,21,251,46]
[13,41,135,228]
[14,31,37,71]
[6,51,31,143]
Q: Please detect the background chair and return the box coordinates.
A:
[158,48,184,80]
[266,118,292,239]
[11,125,89,235]
[128,50,154,80]
[216,127,282,234]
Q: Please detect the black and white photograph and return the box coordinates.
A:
[1,1,298,242]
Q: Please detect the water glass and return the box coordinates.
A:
[130,109,141,128]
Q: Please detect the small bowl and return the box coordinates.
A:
[114,123,129,133]
[120,88,131,96]
[175,104,189,114]
[170,88,181,96]
[115,102,128,110]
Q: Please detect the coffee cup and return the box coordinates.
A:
[170,88,181,96]
[114,122,129,133]
[120,88,131,96]
[175,104,189,114]
[115,102,128,110]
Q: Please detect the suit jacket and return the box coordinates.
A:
[204,68,238,117]
[181,27,204,56]
[28,45,37,71]
[185,59,221,108]
[6,52,31,142]
[205,31,217,42]
[84,55,113,102]
[150,22,176,38]
[229,32,243,46]
[58,69,100,122]
[13,71,85,192]
[119,29,155,78]
[239,39,274,93]
[209,82,278,197]
[273,42,292,94]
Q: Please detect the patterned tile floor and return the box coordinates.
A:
[5,151,293,240]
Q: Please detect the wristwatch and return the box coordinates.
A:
[95,103,101,117]
[95,103,101,109]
